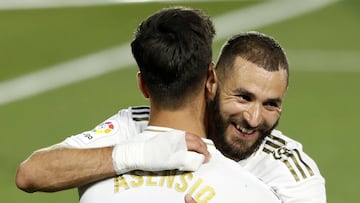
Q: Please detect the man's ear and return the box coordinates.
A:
[206,62,217,100]
[137,72,150,98]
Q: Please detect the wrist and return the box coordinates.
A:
[111,142,144,175]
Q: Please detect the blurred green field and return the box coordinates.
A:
[0,1,359,202]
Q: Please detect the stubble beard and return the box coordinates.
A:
[208,92,279,162]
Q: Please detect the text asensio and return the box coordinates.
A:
[114,170,216,203]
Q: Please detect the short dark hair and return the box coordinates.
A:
[131,7,215,109]
[216,31,289,86]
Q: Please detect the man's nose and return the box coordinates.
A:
[243,104,263,128]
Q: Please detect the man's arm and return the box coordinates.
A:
[15,132,210,193]
[15,144,115,193]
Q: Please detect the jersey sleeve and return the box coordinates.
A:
[241,129,326,203]
[275,167,326,203]
[267,146,326,203]
[59,106,150,149]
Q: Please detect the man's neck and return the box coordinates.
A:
[148,103,207,138]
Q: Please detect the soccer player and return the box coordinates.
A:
[16,6,280,203]
[16,7,325,203]
[207,32,326,202]
[81,7,280,202]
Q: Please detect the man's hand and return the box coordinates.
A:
[184,194,197,203]
[185,132,210,163]
[112,130,210,174]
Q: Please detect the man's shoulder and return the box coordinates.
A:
[61,106,150,148]
[267,129,300,147]
[246,129,323,183]
[116,105,150,135]
[263,129,306,155]
[249,129,326,202]
[117,105,150,122]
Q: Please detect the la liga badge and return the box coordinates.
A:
[92,121,116,135]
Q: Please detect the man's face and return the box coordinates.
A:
[210,57,288,161]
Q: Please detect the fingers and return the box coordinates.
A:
[184,194,197,203]
[185,132,210,163]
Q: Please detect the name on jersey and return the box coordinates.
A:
[114,170,216,203]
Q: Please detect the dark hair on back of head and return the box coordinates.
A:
[131,7,215,109]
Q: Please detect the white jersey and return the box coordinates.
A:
[62,106,150,148]
[62,106,326,202]
[78,126,281,203]
[239,130,326,203]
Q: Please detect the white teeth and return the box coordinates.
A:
[236,124,254,134]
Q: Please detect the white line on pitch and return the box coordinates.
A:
[0,0,339,106]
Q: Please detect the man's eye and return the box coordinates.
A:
[238,95,251,101]
[266,102,278,107]
[264,102,281,111]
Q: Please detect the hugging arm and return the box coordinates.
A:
[15,131,209,193]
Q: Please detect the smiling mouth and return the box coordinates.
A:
[233,122,255,134]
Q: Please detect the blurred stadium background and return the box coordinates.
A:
[0,0,359,202]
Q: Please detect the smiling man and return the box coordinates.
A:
[208,33,288,161]
[206,33,325,202]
